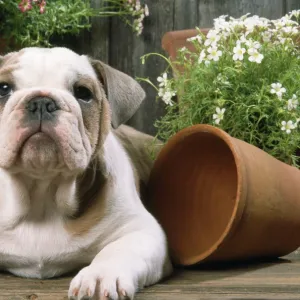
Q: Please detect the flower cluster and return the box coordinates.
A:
[123,0,149,35]
[141,11,300,166]
[19,0,46,14]
[269,82,299,135]
[157,73,176,106]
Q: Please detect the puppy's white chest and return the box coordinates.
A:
[0,217,93,279]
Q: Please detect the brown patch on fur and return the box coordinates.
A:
[114,125,162,184]
[64,170,110,236]
[0,52,22,116]
[0,52,20,84]
[64,71,112,236]
[114,125,163,202]
[0,51,21,75]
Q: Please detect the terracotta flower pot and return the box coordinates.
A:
[147,124,300,266]
[162,28,209,62]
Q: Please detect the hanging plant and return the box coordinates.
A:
[0,0,149,49]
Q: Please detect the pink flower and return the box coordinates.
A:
[18,0,33,12]
[39,0,46,13]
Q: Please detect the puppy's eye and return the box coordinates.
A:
[0,82,12,98]
[74,86,93,102]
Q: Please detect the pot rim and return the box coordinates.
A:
[149,124,247,265]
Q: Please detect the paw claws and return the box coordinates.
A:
[104,290,109,297]
[87,288,92,297]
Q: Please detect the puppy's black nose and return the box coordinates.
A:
[27,97,58,120]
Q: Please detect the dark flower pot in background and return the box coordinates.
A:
[0,37,8,54]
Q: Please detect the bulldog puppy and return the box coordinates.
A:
[0,47,172,300]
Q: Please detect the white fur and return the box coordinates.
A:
[0,48,172,300]
[0,132,172,297]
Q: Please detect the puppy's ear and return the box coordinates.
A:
[90,59,145,129]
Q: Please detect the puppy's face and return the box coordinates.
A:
[0,48,109,178]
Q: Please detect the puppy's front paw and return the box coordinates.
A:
[68,265,136,300]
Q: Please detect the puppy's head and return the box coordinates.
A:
[0,47,145,178]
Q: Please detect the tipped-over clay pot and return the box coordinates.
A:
[147,124,300,266]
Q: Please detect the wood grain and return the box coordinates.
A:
[174,0,199,30]
[1,251,300,300]
[109,0,176,135]
[286,0,300,13]
[89,0,110,63]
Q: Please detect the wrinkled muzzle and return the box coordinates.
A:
[0,88,92,175]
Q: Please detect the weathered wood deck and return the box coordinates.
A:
[1,250,299,300]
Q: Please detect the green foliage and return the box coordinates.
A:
[0,0,149,49]
[141,12,300,167]
[0,0,93,48]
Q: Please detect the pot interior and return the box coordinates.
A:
[149,130,239,265]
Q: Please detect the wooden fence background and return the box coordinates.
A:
[69,0,300,135]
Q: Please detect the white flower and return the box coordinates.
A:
[244,15,260,32]
[213,15,230,32]
[290,10,300,18]
[283,26,293,34]
[213,107,226,124]
[270,82,286,98]
[262,31,272,42]
[144,4,149,16]
[245,39,261,49]
[233,44,246,61]
[240,34,248,43]
[204,60,211,66]
[204,30,220,47]
[158,88,176,106]
[187,35,202,43]
[198,49,206,63]
[207,46,222,61]
[287,94,298,111]
[179,46,187,52]
[281,120,297,134]
[157,73,168,87]
[236,34,247,45]
[248,48,264,64]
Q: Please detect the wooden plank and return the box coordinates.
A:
[57,0,110,61]
[88,0,110,62]
[0,251,300,299]
[286,0,300,13]
[226,0,285,19]
[173,0,199,30]
[109,0,175,135]
[197,0,285,27]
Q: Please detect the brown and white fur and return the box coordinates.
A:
[0,47,172,300]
